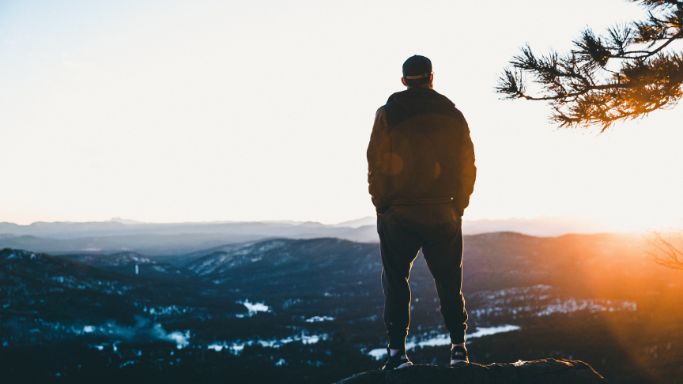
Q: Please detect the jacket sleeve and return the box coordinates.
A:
[454,116,477,215]
[367,107,391,214]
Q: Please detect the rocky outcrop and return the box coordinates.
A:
[334,358,606,384]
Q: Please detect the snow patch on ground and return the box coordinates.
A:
[305,315,335,323]
[207,332,329,356]
[235,299,271,317]
[469,285,638,318]
[143,305,192,317]
[536,298,637,316]
[366,325,521,360]
[469,324,521,338]
[76,318,190,349]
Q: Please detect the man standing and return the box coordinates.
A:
[367,55,476,369]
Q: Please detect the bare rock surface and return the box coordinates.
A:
[334,358,606,384]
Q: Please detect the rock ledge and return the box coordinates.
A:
[334,358,606,384]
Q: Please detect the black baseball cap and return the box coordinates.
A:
[402,55,432,79]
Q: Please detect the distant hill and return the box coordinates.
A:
[0,216,610,255]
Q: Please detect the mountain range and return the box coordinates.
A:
[2,232,682,383]
[0,216,608,256]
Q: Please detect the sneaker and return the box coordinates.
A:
[449,344,469,367]
[381,347,413,370]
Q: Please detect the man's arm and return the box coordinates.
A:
[367,107,391,214]
[455,116,476,215]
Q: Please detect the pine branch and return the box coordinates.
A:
[498,0,683,129]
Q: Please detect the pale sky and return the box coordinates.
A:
[1,0,682,231]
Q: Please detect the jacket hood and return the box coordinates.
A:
[384,88,459,126]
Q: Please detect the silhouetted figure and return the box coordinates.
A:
[367,55,476,370]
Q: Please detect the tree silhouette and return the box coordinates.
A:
[649,233,683,269]
[498,0,683,130]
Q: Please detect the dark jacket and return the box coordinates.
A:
[366,87,476,215]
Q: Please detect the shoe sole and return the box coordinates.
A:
[396,361,413,369]
[449,360,469,367]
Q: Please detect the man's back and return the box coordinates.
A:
[367,87,476,216]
